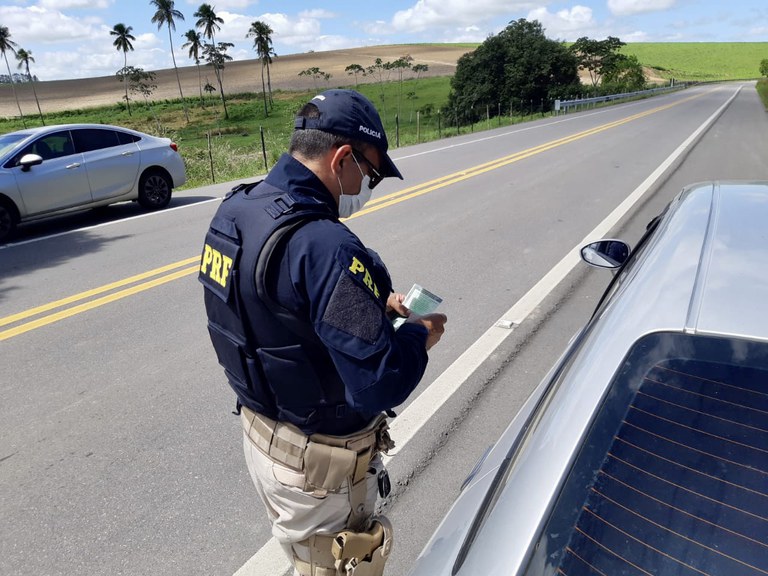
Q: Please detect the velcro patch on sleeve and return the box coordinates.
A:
[322,273,383,344]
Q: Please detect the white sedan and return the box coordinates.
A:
[0,123,187,242]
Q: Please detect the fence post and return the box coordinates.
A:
[207,131,215,183]
[260,126,268,171]
[416,110,420,143]
[438,109,441,139]
[396,114,400,147]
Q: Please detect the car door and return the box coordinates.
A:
[72,128,141,201]
[12,130,92,215]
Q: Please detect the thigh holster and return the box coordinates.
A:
[294,516,393,576]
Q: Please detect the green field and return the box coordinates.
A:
[622,42,767,81]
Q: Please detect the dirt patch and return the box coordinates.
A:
[0,45,472,118]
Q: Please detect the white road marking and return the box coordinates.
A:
[233,85,740,576]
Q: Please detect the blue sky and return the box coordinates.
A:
[1,0,767,81]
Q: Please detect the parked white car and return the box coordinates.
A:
[0,123,187,242]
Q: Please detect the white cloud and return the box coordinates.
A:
[299,9,335,19]
[182,0,255,10]
[527,5,595,39]
[39,0,112,8]
[391,0,541,33]
[0,6,99,44]
[607,0,677,16]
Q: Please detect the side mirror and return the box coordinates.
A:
[580,239,630,269]
[19,153,43,172]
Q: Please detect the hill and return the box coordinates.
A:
[0,44,473,118]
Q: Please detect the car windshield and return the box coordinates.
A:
[523,332,768,576]
[0,133,28,158]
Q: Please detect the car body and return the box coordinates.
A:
[0,123,186,241]
[410,181,768,576]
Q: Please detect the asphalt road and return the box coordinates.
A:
[1,82,766,576]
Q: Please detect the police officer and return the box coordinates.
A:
[199,89,447,576]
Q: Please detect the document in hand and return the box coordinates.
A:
[393,284,443,330]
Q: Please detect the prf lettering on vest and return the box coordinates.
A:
[349,256,380,298]
[201,244,233,288]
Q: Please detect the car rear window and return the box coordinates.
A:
[72,129,120,152]
[524,332,768,576]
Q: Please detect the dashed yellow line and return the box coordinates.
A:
[0,90,709,341]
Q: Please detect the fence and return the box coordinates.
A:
[554,83,688,114]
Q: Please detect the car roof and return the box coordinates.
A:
[1,124,144,138]
[613,180,768,343]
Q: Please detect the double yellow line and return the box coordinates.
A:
[0,257,200,341]
[0,90,707,341]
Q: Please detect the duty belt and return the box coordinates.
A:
[240,406,394,492]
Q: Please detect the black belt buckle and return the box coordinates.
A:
[377,469,391,498]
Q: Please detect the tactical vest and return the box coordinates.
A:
[199,181,352,432]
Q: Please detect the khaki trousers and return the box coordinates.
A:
[243,430,383,573]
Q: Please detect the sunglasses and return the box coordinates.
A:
[351,148,383,189]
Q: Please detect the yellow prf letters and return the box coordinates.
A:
[201,244,233,288]
[348,256,380,298]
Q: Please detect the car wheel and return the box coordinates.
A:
[0,200,19,243]
[138,170,172,210]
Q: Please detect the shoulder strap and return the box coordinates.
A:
[255,212,332,344]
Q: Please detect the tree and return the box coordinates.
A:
[448,19,579,122]
[345,63,365,87]
[412,63,429,80]
[195,4,226,117]
[247,20,276,117]
[183,29,206,104]
[15,48,44,125]
[150,0,189,122]
[203,41,232,119]
[298,67,330,91]
[0,26,25,126]
[570,36,625,87]
[110,23,136,115]
[391,54,413,118]
[760,59,768,77]
[194,3,223,44]
[601,53,646,92]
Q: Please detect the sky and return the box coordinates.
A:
[0,0,767,81]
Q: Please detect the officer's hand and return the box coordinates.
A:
[387,292,409,317]
[407,313,447,351]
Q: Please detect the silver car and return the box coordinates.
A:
[410,181,768,575]
[0,123,187,242]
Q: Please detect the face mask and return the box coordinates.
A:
[337,155,373,218]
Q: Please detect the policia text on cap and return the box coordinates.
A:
[199,89,447,576]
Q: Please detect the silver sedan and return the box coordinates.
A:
[0,123,187,242]
[410,181,768,576]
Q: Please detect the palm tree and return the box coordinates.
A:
[15,48,44,125]
[246,20,275,117]
[194,4,226,117]
[110,23,135,115]
[0,26,25,126]
[194,3,223,44]
[150,0,189,122]
[182,29,205,105]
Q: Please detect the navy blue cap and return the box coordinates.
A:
[294,89,403,181]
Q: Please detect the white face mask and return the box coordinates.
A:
[337,155,373,218]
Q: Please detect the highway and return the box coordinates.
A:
[2,82,767,576]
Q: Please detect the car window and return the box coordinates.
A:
[115,130,141,145]
[12,131,75,163]
[0,133,27,158]
[523,332,768,576]
[72,129,121,153]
